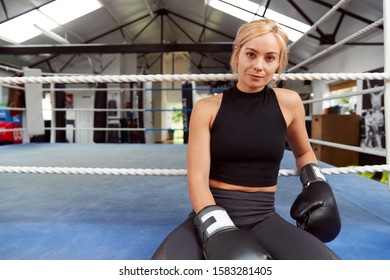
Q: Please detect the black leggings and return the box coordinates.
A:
[152,188,339,260]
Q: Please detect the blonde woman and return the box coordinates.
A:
[152,19,341,260]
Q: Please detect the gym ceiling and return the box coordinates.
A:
[0,0,384,74]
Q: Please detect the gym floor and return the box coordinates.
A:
[0,143,389,260]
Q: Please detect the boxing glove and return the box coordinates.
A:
[290,163,341,243]
[194,205,272,260]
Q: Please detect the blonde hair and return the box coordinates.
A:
[230,19,289,76]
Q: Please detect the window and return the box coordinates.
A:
[324,80,357,114]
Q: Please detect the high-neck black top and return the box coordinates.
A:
[209,85,287,187]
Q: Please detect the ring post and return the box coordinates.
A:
[383,0,390,190]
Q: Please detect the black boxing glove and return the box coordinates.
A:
[194,205,272,260]
[290,163,341,243]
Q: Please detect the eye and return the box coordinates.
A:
[266,55,276,62]
[246,52,256,59]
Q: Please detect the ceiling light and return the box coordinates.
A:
[208,0,311,42]
[0,0,102,44]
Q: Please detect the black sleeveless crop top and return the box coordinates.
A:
[210,86,287,186]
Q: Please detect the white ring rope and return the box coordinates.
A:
[288,18,384,72]
[302,86,384,105]
[0,72,389,85]
[309,139,386,157]
[0,164,388,177]
[0,72,388,180]
[279,72,390,81]
[0,73,237,85]
[287,0,350,50]
[0,86,219,92]
[0,166,188,176]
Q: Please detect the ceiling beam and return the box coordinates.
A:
[0,43,233,55]
[0,0,8,20]
[311,0,383,29]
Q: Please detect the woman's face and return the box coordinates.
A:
[235,32,280,93]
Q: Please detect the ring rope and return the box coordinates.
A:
[37,87,225,92]
[0,85,382,114]
[0,128,24,132]
[2,83,380,113]
[279,72,390,81]
[0,127,184,132]
[287,0,350,50]
[302,86,384,105]
[287,18,384,72]
[0,73,236,84]
[0,84,24,90]
[1,129,385,149]
[0,71,388,177]
[43,108,192,112]
[0,127,185,132]
[0,166,188,176]
[309,138,386,157]
[0,72,389,85]
[0,107,26,111]
[0,164,389,177]
[0,107,191,112]
[31,87,224,92]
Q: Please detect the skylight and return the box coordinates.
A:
[0,10,58,44]
[207,0,311,42]
[40,0,102,25]
[0,0,102,44]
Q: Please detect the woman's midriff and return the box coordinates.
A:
[209,179,277,193]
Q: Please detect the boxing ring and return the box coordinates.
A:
[1,65,390,260]
[0,142,389,260]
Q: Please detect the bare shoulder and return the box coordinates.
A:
[191,93,223,127]
[193,93,222,112]
[273,87,302,107]
[273,87,304,126]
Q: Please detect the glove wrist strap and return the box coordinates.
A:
[194,205,236,244]
[300,163,327,188]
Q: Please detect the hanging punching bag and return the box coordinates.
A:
[137,82,145,144]
[182,81,193,144]
[55,83,66,142]
[93,82,107,143]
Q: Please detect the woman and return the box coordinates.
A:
[152,18,340,260]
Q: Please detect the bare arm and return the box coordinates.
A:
[277,88,317,172]
[284,91,342,243]
[187,97,218,213]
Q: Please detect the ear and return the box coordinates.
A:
[233,46,239,64]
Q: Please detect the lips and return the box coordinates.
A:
[248,73,264,80]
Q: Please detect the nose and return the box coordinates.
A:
[253,58,264,71]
